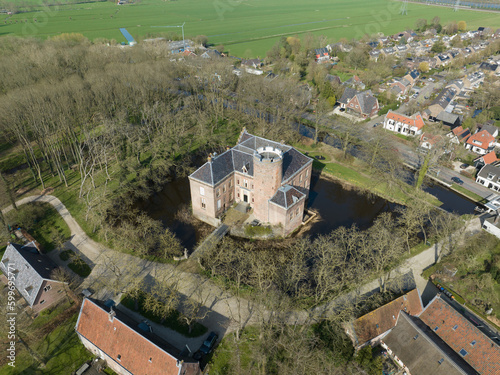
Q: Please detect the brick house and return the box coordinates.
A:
[342,90,379,118]
[344,289,424,350]
[188,129,313,236]
[383,110,425,136]
[419,295,500,375]
[75,298,201,375]
[0,242,66,314]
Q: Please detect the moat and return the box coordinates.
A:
[140,171,477,250]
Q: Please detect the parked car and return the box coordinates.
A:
[460,163,468,170]
[199,332,218,355]
[451,177,464,185]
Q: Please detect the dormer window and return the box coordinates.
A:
[488,173,495,180]
[242,165,248,174]
[117,354,122,361]
[25,286,34,296]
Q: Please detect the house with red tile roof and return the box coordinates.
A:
[75,298,201,375]
[474,151,499,169]
[383,110,425,136]
[447,126,471,145]
[420,133,445,150]
[344,289,424,349]
[465,130,496,155]
[381,312,479,375]
[419,295,500,375]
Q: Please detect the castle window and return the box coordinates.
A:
[244,179,248,188]
[252,198,254,203]
[230,192,233,201]
[223,184,226,193]
[216,189,220,198]
[290,213,293,220]
[217,199,221,210]
[237,193,240,198]
[201,198,206,209]
[200,187,205,196]
[237,179,240,185]
[296,208,300,216]
[229,180,233,188]
[306,170,308,178]
[44,285,52,292]
[299,174,303,182]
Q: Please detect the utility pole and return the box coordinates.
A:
[400,0,408,15]
[152,22,186,50]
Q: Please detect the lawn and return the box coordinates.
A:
[1,0,499,57]
[5,202,71,252]
[450,183,483,203]
[0,313,92,375]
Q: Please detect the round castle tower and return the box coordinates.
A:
[252,146,283,222]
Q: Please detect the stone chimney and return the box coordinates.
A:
[108,307,116,322]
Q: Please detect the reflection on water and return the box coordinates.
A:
[306,174,400,237]
[139,178,210,251]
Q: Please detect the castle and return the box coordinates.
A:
[188,129,313,236]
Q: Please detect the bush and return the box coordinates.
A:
[59,249,75,261]
[68,260,91,277]
[378,102,399,115]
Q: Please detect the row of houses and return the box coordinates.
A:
[346,289,500,375]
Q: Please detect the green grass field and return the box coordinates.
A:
[1,0,499,57]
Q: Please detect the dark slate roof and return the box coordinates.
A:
[0,242,60,306]
[314,47,329,56]
[382,312,477,375]
[479,62,498,72]
[432,87,457,109]
[189,131,311,186]
[282,148,311,182]
[339,87,358,105]
[356,92,378,115]
[269,185,305,209]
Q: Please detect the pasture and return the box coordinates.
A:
[1,0,499,57]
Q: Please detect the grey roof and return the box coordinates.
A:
[432,87,457,109]
[448,80,464,91]
[339,87,358,105]
[189,131,311,186]
[436,111,461,126]
[356,91,378,115]
[383,313,478,375]
[0,243,60,306]
[325,74,341,84]
[479,124,499,137]
[479,62,498,72]
[314,47,329,56]
[269,185,305,209]
[477,164,500,181]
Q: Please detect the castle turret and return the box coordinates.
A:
[252,146,283,222]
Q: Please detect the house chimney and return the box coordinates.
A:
[108,307,116,322]
[226,146,230,151]
[207,153,212,162]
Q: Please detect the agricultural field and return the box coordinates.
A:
[1,0,499,57]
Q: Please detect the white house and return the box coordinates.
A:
[465,130,496,155]
[476,164,500,192]
[383,110,425,136]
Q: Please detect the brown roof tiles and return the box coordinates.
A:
[419,296,500,375]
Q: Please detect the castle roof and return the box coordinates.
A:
[269,185,306,209]
[189,131,312,186]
